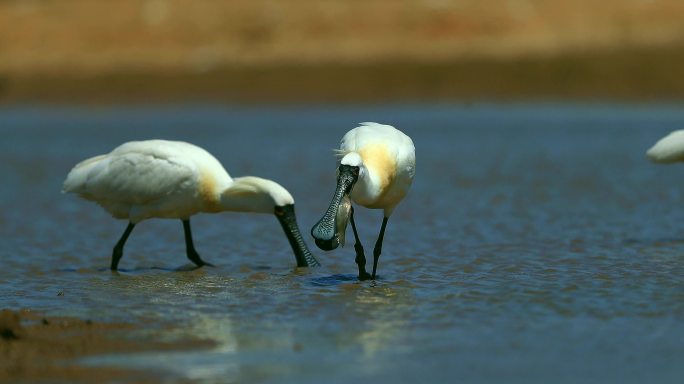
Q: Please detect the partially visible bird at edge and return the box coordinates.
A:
[647,130,684,164]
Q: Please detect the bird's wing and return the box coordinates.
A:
[72,151,198,205]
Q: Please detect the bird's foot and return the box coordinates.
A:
[196,260,216,268]
[187,252,215,269]
[354,243,371,280]
[359,264,371,281]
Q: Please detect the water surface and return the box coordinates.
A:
[1,103,683,383]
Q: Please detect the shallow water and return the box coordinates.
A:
[1,103,684,383]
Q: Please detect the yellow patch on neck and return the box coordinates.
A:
[358,143,396,194]
[198,172,222,212]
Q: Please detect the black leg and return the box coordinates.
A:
[350,207,371,280]
[371,217,389,280]
[182,219,214,268]
[111,222,135,271]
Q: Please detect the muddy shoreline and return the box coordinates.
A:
[0,309,214,383]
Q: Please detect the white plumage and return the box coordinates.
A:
[311,122,415,280]
[646,130,684,163]
[338,122,416,215]
[64,139,319,270]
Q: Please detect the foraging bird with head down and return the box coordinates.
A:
[63,140,319,270]
[311,122,415,280]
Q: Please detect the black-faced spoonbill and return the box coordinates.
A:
[647,130,684,164]
[63,140,320,270]
[311,123,415,280]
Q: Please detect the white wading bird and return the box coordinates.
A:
[63,140,319,270]
[311,123,415,280]
[647,130,684,164]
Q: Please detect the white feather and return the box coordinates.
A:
[340,122,415,216]
[646,130,684,163]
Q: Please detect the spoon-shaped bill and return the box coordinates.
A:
[311,164,359,251]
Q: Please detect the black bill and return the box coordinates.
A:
[311,164,359,251]
[275,204,320,267]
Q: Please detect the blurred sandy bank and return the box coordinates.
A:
[1,0,683,103]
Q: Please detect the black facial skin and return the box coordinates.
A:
[310,164,360,251]
[275,204,320,267]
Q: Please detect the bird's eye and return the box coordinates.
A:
[352,166,360,176]
[275,207,284,216]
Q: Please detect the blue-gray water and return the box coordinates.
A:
[1,104,684,383]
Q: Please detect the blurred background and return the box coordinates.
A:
[2,0,684,103]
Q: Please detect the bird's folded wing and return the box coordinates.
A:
[71,153,197,204]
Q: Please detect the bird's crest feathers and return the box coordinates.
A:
[333,148,349,158]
